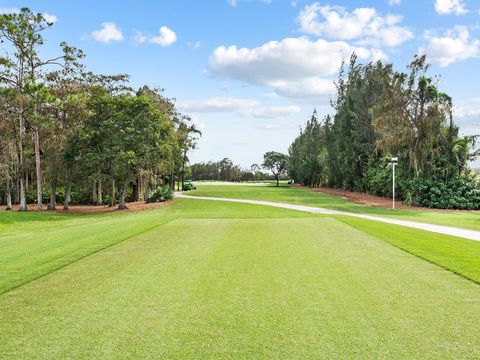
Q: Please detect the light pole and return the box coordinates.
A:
[390,157,398,209]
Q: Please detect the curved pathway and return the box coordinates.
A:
[175,192,480,242]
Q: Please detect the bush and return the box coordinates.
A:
[183,182,196,191]
[404,174,480,210]
[146,186,173,203]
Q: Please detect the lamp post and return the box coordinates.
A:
[390,157,398,209]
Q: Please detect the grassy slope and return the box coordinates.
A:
[1,206,480,358]
[190,184,480,230]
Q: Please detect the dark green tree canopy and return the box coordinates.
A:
[263,151,289,187]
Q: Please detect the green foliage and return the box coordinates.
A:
[404,175,480,209]
[0,9,201,211]
[183,182,196,191]
[146,186,173,203]
[363,157,396,197]
[262,151,289,186]
[288,54,479,209]
[288,110,327,187]
[189,158,269,182]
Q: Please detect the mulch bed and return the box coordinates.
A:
[294,185,480,213]
[4,200,172,214]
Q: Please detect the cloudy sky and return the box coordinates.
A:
[2,0,480,167]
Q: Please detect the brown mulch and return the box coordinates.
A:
[5,200,172,214]
[293,184,480,213]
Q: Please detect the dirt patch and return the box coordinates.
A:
[5,200,172,214]
[294,185,480,213]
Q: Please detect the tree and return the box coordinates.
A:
[262,151,288,187]
[0,7,201,212]
[250,164,261,181]
[76,92,176,210]
[0,8,83,211]
[287,54,480,209]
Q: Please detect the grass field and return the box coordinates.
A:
[1,186,480,358]
[191,183,480,230]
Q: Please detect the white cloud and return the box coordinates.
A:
[297,3,413,47]
[227,0,238,6]
[133,30,148,44]
[434,0,467,15]
[421,26,480,67]
[150,26,177,47]
[0,8,58,23]
[209,37,385,100]
[454,98,480,136]
[246,105,301,118]
[91,22,124,43]
[263,92,280,99]
[255,122,299,130]
[388,0,401,5]
[179,97,257,112]
[268,77,336,100]
[177,97,301,118]
[134,27,177,47]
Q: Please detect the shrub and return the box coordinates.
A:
[146,186,173,203]
[404,174,480,210]
[183,182,196,191]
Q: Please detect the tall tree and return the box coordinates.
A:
[0,8,82,211]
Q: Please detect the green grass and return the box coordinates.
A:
[1,193,480,358]
[0,199,310,295]
[190,183,480,230]
[337,216,480,284]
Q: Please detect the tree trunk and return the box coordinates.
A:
[110,179,115,207]
[181,166,185,191]
[181,153,186,191]
[63,178,72,210]
[14,175,19,204]
[47,179,56,210]
[276,175,279,187]
[5,179,12,211]
[33,129,42,211]
[97,179,103,205]
[92,179,97,205]
[18,114,27,212]
[118,180,128,210]
[18,175,27,211]
[132,176,140,202]
[170,170,175,191]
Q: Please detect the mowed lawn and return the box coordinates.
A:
[191,183,480,230]
[1,197,480,358]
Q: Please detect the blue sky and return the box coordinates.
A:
[2,0,480,167]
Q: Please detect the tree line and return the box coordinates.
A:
[0,8,200,211]
[289,54,480,209]
[189,158,273,182]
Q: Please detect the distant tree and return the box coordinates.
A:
[250,163,261,180]
[262,151,288,187]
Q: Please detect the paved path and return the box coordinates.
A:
[175,193,480,242]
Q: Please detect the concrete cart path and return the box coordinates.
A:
[175,192,480,242]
